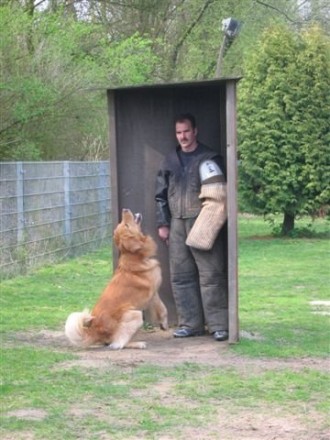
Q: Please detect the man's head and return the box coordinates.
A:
[174,113,198,153]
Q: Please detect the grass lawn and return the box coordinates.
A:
[236,215,329,358]
[0,215,329,440]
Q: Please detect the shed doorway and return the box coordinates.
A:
[107,78,239,343]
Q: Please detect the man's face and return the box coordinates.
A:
[175,120,198,152]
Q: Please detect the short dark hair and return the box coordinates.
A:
[174,113,196,129]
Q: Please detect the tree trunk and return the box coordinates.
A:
[281,212,295,235]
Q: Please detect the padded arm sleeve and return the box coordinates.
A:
[186,182,227,250]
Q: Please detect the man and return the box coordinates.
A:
[155,113,228,341]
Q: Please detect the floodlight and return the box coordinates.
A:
[221,18,241,38]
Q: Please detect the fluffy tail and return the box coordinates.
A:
[65,309,93,347]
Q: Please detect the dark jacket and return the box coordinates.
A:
[155,143,224,227]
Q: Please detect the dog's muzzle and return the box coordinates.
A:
[122,208,142,225]
[134,213,142,224]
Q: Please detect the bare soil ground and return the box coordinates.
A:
[9,327,330,373]
[4,328,330,440]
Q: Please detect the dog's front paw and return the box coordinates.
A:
[160,320,169,331]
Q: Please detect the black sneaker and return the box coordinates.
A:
[212,330,229,341]
[173,328,205,338]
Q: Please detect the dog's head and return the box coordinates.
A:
[113,209,146,254]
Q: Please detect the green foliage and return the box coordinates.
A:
[238,24,330,231]
[1,1,329,160]
[8,141,42,161]
[0,7,105,160]
[102,33,160,86]
[0,6,161,160]
[166,0,258,80]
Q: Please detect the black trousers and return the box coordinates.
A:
[169,217,228,333]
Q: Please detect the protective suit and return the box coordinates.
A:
[155,143,228,333]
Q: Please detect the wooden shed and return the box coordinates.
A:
[107,78,240,343]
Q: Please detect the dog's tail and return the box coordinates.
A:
[65,309,93,347]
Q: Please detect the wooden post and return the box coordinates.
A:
[226,80,239,343]
[107,90,120,266]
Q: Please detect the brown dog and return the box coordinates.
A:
[65,209,168,349]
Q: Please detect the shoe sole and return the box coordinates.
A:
[173,331,205,338]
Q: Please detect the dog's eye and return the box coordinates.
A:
[124,223,129,228]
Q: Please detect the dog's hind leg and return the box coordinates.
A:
[108,310,146,350]
[148,292,168,330]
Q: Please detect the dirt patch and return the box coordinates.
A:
[193,409,329,440]
[1,433,35,440]
[73,329,329,374]
[310,300,330,316]
[7,328,330,373]
[5,408,47,421]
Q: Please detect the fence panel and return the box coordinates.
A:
[0,161,111,278]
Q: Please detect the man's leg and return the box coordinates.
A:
[190,230,228,334]
[169,218,205,332]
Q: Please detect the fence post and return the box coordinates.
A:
[98,162,107,239]
[63,161,71,248]
[16,162,24,243]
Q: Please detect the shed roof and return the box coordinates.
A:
[107,77,241,91]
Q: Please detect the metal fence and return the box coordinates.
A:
[0,161,112,278]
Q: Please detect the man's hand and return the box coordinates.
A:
[158,226,170,245]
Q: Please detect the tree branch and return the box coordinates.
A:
[254,0,297,23]
[169,0,215,79]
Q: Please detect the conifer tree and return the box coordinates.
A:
[238,25,330,234]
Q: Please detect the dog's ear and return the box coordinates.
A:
[113,230,120,248]
[83,315,94,328]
